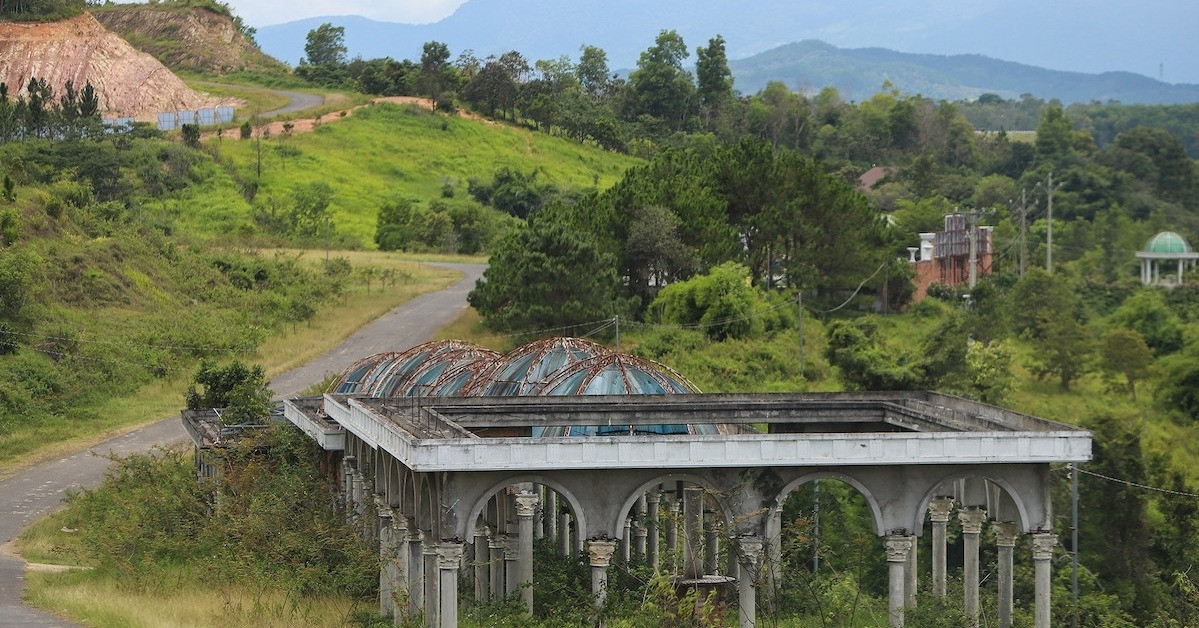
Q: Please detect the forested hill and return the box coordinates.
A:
[254,0,1199,106]
[728,41,1199,105]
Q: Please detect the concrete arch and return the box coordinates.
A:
[459,475,589,543]
[611,473,731,541]
[771,471,886,537]
[912,471,1034,534]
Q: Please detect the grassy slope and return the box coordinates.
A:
[164,102,640,246]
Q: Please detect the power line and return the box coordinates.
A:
[1077,467,1199,499]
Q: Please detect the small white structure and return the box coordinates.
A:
[1136,231,1199,286]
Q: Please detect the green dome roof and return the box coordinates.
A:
[1146,231,1192,254]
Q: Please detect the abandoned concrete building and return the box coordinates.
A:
[186,338,1091,628]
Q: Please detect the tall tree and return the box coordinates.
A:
[577,44,611,101]
[626,30,694,131]
[695,35,733,126]
[303,23,347,67]
[420,41,453,111]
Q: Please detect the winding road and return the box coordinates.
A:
[0,263,485,626]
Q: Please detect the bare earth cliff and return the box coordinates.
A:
[0,13,223,119]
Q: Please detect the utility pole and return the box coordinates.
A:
[968,211,979,289]
[1019,188,1028,277]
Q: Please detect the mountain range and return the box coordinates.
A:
[254,0,1199,105]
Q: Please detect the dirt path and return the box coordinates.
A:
[0,262,484,627]
[202,95,492,142]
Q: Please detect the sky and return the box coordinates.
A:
[222,0,465,26]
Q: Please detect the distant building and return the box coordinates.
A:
[1136,231,1199,287]
[909,214,993,300]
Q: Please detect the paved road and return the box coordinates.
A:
[258,90,325,118]
[0,263,484,626]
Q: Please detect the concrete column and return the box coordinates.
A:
[736,535,764,628]
[351,468,365,523]
[684,486,705,578]
[423,541,439,627]
[634,493,648,558]
[437,542,465,628]
[502,533,519,598]
[623,517,633,563]
[993,522,1020,628]
[488,533,504,600]
[342,455,356,512]
[664,494,678,570]
[560,512,572,556]
[885,534,913,628]
[646,490,661,569]
[904,535,917,609]
[959,507,988,627]
[587,539,619,628]
[377,505,397,618]
[1032,533,1057,628]
[407,527,424,618]
[534,486,545,540]
[393,516,410,625]
[705,513,720,575]
[515,491,538,613]
[473,525,490,602]
[767,506,783,595]
[928,497,954,597]
[546,491,559,547]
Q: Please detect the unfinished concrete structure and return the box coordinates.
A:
[268,340,1091,628]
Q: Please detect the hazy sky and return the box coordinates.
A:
[223,0,465,26]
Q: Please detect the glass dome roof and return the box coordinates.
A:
[1145,231,1193,254]
[463,337,607,396]
[329,340,497,396]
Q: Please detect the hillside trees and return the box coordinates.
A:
[298,23,348,85]
[626,30,695,132]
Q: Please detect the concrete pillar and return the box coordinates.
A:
[587,539,619,628]
[423,541,439,627]
[377,504,397,618]
[959,507,988,627]
[534,486,545,540]
[646,490,660,569]
[928,497,954,597]
[904,535,917,609]
[560,512,572,557]
[1032,533,1057,628]
[437,542,465,628]
[393,516,410,625]
[736,535,764,628]
[546,491,559,547]
[342,455,356,512]
[634,493,648,558]
[993,522,1020,628]
[885,534,913,628]
[488,533,504,600]
[623,517,633,563]
[664,494,678,570]
[705,513,720,575]
[515,491,538,613]
[407,527,424,618]
[767,506,783,595]
[502,533,519,597]
[473,525,490,602]
[684,486,704,579]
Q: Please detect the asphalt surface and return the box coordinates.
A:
[258,90,325,118]
[0,262,485,626]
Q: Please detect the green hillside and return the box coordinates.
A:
[159,102,639,247]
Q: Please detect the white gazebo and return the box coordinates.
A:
[1136,231,1199,286]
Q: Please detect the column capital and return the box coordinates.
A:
[1031,532,1058,560]
[474,522,491,538]
[436,542,465,569]
[884,534,913,563]
[514,491,539,519]
[374,497,393,519]
[993,521,1020,548]
[586,538,619,567]
[958,507,988,534]
[928,496,955,523]
[501,532,519,555]
[737,534,765,569]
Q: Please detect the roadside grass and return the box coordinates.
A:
[0,252,464,476]
[182,77,290,116]
[22,568,375,628]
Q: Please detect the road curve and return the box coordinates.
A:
[258,90,325,118]
[0,263,485,626]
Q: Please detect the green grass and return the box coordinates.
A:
[189,102,641,247]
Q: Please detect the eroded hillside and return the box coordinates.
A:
[0,13,225,118]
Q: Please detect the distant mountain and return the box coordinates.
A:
[255,0,1199,105]
[728,41,1199,105]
